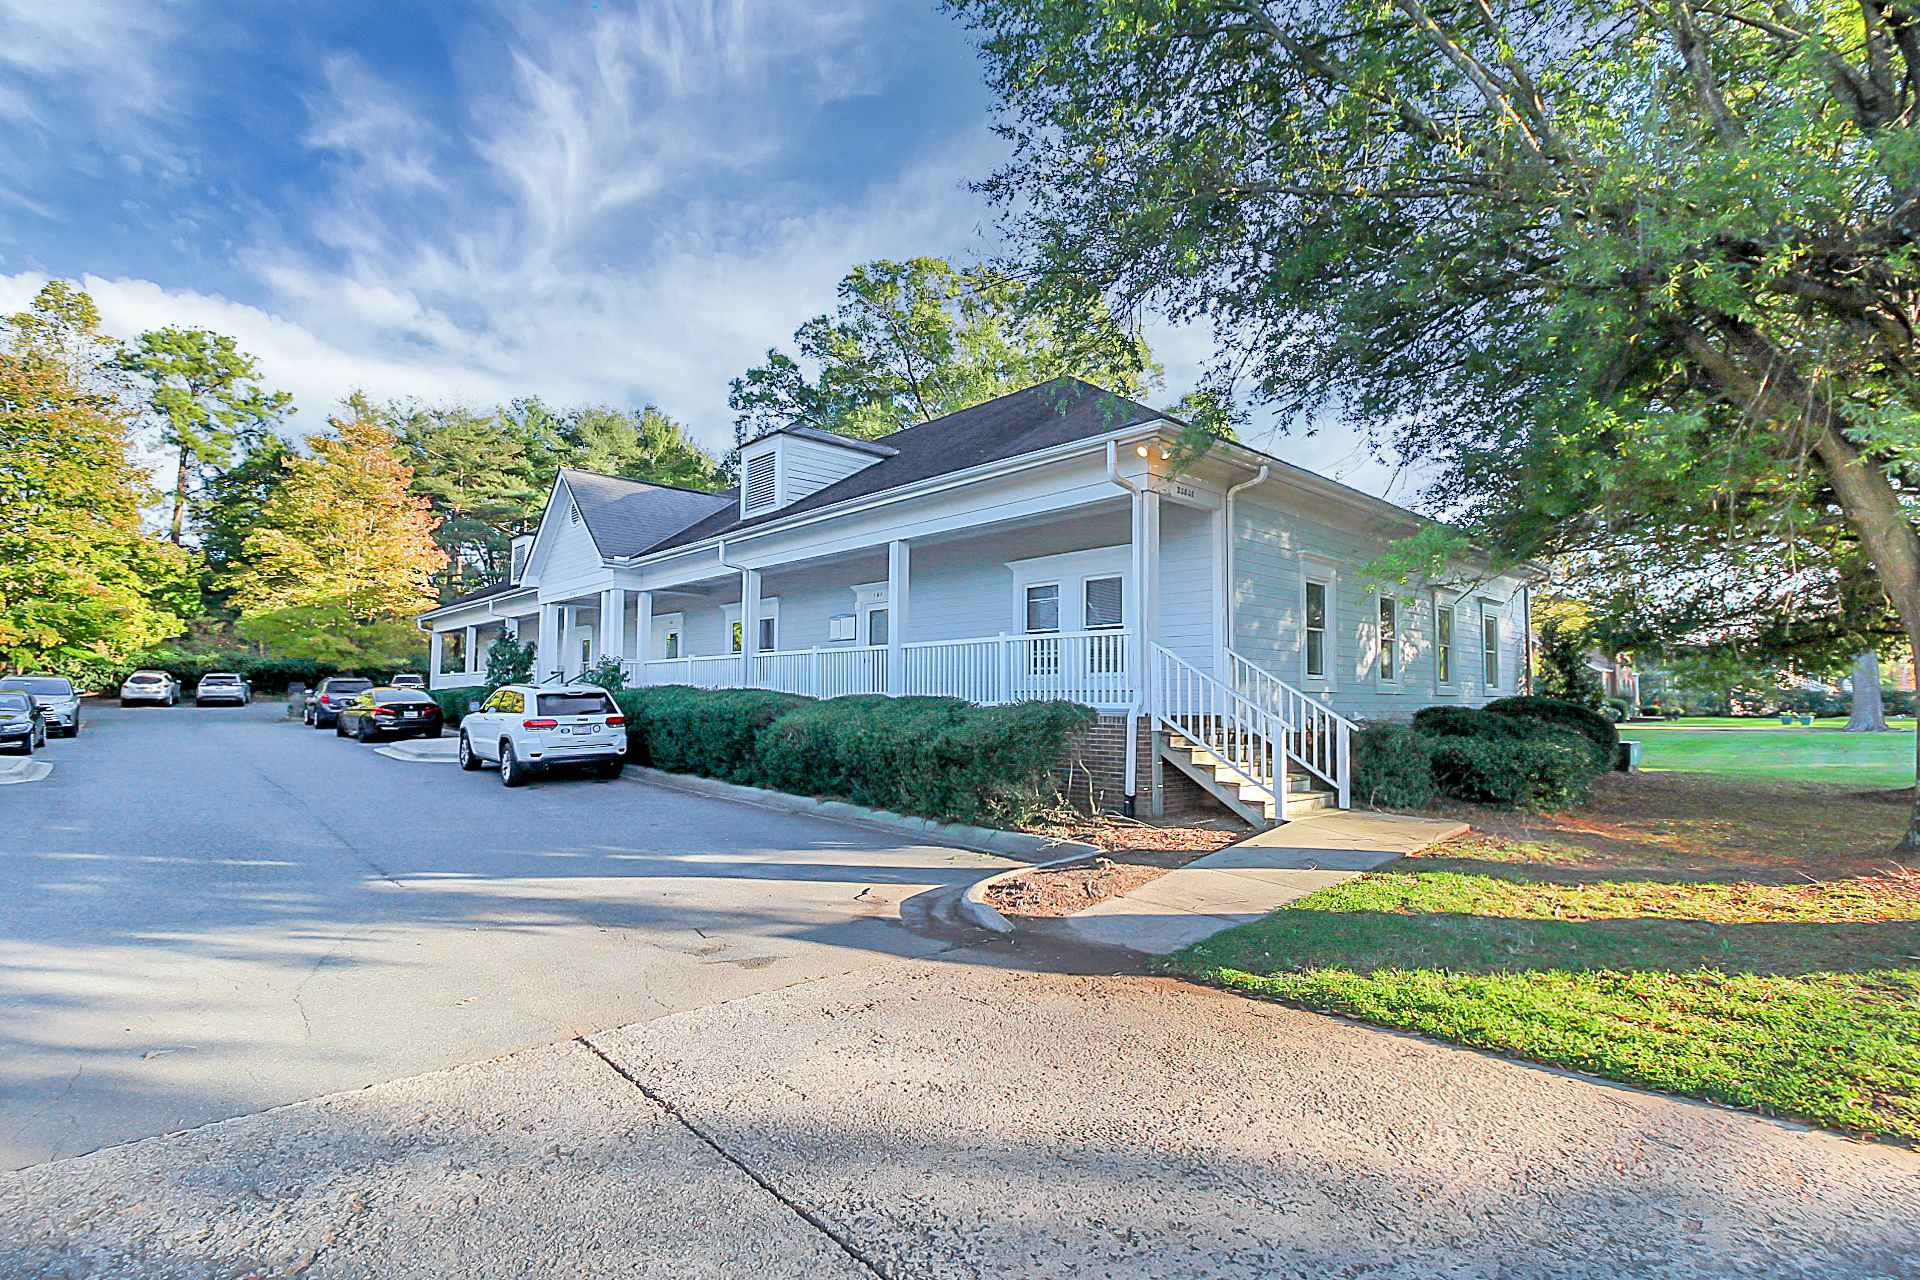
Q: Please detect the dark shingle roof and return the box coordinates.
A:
[643,380,1165,556]
[561,469,735,559]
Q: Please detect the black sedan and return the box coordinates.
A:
[334,689,444,743]
[0,691,46,754]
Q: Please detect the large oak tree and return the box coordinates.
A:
[954,0,1920,844]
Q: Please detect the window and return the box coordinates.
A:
[1483,612,1500,688]
[1378,597,1397,683]
[664,630,680,659]
[1436,605,1454,684]
[867,607,888,647]
[759,616,777,652]
[538,692,617,717]
[731,620,743,654]
[439,631,465,674]
[1304,581,1328,680]
[743,453,777,513]
[1025,583,1060,633]
[1084,576,1123,629]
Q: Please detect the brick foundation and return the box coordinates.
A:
[1054,714,1231,822]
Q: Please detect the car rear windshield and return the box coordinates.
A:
[128,672,167,682]
[325,679,372,693]
[0,693,30,711]
[203,673,241,681]
[374,691,434,705]
[537,692,617,717]
[0,677,72,696]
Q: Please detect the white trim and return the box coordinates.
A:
[1434,597,1457,690]
[1376,593,1400,688]
[1301,565,1336,693]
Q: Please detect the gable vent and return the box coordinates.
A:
[570,502,582,524]
[743,453,778,514]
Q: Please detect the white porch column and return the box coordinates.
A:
[634,591,653,665]
[740,569,762,686]
[601,589,627,662]
[887,539,910,695]
[1141,491,1161,655]
[537,603,561,682]
[428,630,444,685]
[463,624,478,673]
[561,605,579,678]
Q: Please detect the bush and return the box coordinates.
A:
[1776,687,1847,718]
[1410,705,1536,741]
[432,687,484,725]
[615,686,812,782]
[1350,724,1437,809]
[753,695,1095,827]
[1427,732,1597,808]
[1881,688,1916,718]
[1604,697,1629,722]
[1483,695,1620,769]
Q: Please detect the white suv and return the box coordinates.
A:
[457,683,627,786]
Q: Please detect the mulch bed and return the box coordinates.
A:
[989,816,1246,918]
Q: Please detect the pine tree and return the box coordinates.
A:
[229,416,446,667]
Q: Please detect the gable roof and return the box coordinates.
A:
[559,468,734,559]
[643,379,1165,556]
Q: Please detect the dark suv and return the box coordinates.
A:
[305,677,373,729]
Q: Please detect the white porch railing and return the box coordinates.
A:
[1153,644,1291,810]
[1223,648,1355,806]
[618,630,1136,708]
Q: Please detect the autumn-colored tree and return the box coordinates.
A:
[0,284,188,670]
[229,416,446,667]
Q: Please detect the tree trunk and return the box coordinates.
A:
[1844,651,1889,732]
[168,445,190,545]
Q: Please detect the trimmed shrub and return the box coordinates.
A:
[753,695,1095,827]
[1350,724,1437,809]
[432,687,484,725]
[1410,705,1535,741]
[1427,732,1596,808]
[1604,697,1629,723]
[1484,695,1620,769]
[615,686,812,782]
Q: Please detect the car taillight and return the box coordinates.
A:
[522,718,559,729]
[605,714,625,726]
[374,706,399,716]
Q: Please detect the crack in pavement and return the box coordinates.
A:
[576,1036,890,1280]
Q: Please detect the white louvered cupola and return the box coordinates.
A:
[736,427,894,519]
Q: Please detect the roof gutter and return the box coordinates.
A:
[1222,463,1270,652]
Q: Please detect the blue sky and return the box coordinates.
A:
[0,0,1396,494]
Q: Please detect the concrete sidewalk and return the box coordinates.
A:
[1066,809,1468,953]
[373,736,459,762]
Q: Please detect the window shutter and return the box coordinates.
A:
[744,454,778,513]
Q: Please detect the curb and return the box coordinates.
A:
[618,766,1101,876]
[958,848,1105,934]
[0,758,53,785]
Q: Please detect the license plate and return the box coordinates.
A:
[402,711,419,718]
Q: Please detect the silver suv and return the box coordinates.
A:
[193,672,251,706]
[457,684,626,786]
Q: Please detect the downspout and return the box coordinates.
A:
[1521,583,1533,695]
[1107,440,1147,817]
[1222,465,1269,666]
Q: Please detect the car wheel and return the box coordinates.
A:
[423,725,443,739]
[334,719,349,737]
[596,758,624,780]
[458,733,482,770]
[356,720,375,743]
[499,740,527,787]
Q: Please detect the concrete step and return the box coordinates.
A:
[1157,734,1336,829]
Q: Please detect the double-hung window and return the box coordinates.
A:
[1304,581,1328,681]
[866,608,888,647]
[1083,577,1123,629]
[1378,597,1397,683]
[1025,583,1061,633]
[1482,611,1500,688]
[1436,605,1454,685]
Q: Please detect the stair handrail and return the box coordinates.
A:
[1222,649,1354,808]
[1150,644,1290,808]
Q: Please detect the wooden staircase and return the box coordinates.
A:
[1156,731,1336,828]
[1150,645,1355,830]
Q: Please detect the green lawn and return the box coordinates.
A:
[1622,722,1916,788]
[1161,871,1920,1141]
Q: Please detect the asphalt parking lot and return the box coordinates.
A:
[0,698,1011,1172]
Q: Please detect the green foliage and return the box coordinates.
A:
[614,686,811,783]
[1484,696,1621,769]
[1409,706,1535,742]
[103,650,347,695]
[196,432,296,598]
[1533,619,1606,710]
[114,327,289,543]
[753,695,1095,826]
[729,256,1160,445]
[579,656,627,692]
[431,687,484,725]
[1428,734,1598,808]
[1350,724,1437,810]
[1359,528,1474,591]
[0,284,190,671]
[484,632,535,692]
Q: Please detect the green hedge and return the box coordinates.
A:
[1484,695,1620,768]
[1427,733,1597,807]
[754,696,1094,827]
[609,687,1094,828]
[613,686,812,783]
[1409,705,1536,741]
[431,687,485,725]
[1351,724,1437,809]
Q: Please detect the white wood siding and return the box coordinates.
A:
[1157,502,1215,669]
